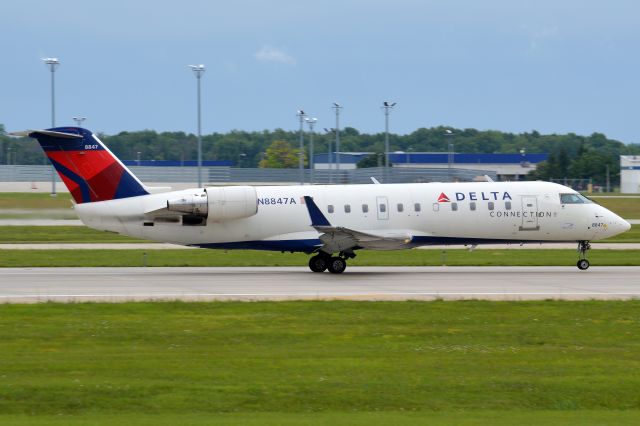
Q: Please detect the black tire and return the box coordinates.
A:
[327,257,347,274]
[309,255,328,273]
[577,259,590,270]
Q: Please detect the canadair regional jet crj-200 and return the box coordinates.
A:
[13,127,631,273]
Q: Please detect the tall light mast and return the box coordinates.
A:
[188,64,205,187]
[382,101,396,182]
[42,57,60,196]
[296,110,307,184]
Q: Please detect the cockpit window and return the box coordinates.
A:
[560,193,593,204]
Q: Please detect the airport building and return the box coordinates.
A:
[620,155,640,193]
[313,152,548,181]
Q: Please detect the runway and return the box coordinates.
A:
[0,266,638,302]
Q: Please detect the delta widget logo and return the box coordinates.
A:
[437,192,450,202]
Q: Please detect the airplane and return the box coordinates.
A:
[11,127,631,273]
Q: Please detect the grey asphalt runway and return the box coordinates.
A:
[0,266,638,303]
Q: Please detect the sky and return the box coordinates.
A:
[1,0,639,143]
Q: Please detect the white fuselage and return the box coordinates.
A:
[75,181,630,251]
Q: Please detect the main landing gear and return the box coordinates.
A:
[577,241,591,270]
[308,251,355,274]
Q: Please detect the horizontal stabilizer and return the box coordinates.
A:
[10,129,83,139]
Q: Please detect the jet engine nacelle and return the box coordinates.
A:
[205,186,258,221]
[166,186,258,221]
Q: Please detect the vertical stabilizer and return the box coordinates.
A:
[21,127,148,203]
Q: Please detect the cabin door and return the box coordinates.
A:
[519,195,540,231]
[376,196,389,220]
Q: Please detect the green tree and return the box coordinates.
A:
[258,140,302,168]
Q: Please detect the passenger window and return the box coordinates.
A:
[380,203,386,213]
[505,201,511,210]
[362,204,369,213]
[328,205,334,213]
[488,202,494,211]
[397,203,404,212]
[414,203,421,212]
[344,204,351,213]
[451,202,458,211]
[470,202,476,211]
[432,203,439,212]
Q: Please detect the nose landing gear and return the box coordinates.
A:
[577,241,591,270]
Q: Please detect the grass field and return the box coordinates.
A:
[0,301,639,425]
[590,196,640,218]
[0,192,73,209]
[0,226,148,243]
[0,248,639,267]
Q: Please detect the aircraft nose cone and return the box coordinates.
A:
[621,219,631,233]
[609,217,631,236]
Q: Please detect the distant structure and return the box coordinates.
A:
[313,152,548,181]
[620,155,640,193]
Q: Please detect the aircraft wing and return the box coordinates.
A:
[303,196,412,253]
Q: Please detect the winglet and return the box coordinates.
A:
[303,196,331,227]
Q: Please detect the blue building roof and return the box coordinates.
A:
[314,152,548,165]
[123,159,235,167]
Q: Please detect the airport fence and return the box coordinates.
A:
[0,165,495,185]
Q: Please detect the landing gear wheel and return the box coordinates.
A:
[327,257,347,274]
[309,255,328,273]
[577,259,590,270]
[576,241,591,270]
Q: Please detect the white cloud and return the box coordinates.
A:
[253,45,296,65]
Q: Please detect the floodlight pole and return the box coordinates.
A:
[382,101,396,183]
[297,110,306,185]
[332,103,342,183]
[189,64,205,187]
[323,128,334,184]
[43,58,60,196]
[445,129,454,181]
[305,118,317,184]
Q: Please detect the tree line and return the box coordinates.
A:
[2,123,639,185]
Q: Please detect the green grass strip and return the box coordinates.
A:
[0,192,73,209]
[0,226,148,243]
[0,300,639,421]
[0,248,639,267]
[1,410,640,425]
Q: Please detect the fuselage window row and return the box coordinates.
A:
[328,199,511,215]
